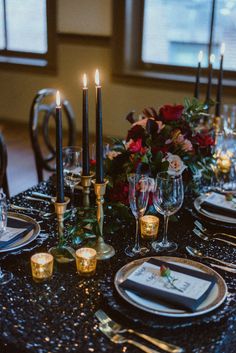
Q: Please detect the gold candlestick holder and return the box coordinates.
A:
[90,180,115,260]
[81,173,94,207]
[49,196,76,263]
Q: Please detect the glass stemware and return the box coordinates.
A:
[152,172,184,252]
[125,174,150,257]
[0,189,13,285]
[63,146,82,216]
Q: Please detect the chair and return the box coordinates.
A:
[29,88,76,182]
[0,132,10,198]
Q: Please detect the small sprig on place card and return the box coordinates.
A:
[160,265,184,293]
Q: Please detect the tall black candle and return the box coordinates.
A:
[206,54,215,112]
[194,50,203,99]
[95,69,104,184]
[55,91,64,203]
[82,74,90,176]
[215,43,225,117]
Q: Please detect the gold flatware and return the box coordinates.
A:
[99,323,160,353]
[95,309,184,353]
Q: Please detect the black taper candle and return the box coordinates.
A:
[95,69,104,184]
[82,74,90,176]
[194,50,203,99]
[55,91,65,203]
[215,43,225,117]
[205,54,215,113]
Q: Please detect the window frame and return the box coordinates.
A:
[112,0,236,92]
[0,0,57,73]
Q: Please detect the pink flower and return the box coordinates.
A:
[163,153,186,175]
[132,118,149,129]
[107,151,122,160]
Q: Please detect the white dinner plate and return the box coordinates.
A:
[115,256,227,318]
[0,212,41,253]
[194,194,236,225]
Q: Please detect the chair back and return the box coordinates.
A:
[0,132,10,198]
[29,88,76,182]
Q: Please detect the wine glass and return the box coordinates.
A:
[63,146,82,215]
[125,174,150,257]
[0,189,13,285]
[152,172,184,252]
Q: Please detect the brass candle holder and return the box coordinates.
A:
[81,173,94,207]
[49,196,76,263]
[90,180,115,260]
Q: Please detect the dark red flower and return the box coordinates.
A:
[159,104,184,121]
[127,125,145,142]
[90,159,96,166]
[193,133,214,148]
[108,182,129,205]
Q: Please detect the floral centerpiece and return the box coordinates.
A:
[105,98,214,204]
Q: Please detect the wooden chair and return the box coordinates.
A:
[29,88,76,182]
[0,132,10,198]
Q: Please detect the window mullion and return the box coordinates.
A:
[3,0,7,50]
[208,0,216,63]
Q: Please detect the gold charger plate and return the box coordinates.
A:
[115,256,227,318]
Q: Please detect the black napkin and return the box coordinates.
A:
[120,258,216,312]
[0,217,35,249]
[201,200,236,218]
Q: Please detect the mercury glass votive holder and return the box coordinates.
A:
[140,215,159,239]
[76,248,97,276]
[31,253,54,282]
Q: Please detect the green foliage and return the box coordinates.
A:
[67,202,132,246]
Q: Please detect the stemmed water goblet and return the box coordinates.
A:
[63,146,82,216]
[125,174,150,257]
[152,172,184,252]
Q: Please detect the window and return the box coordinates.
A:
[113,0,236,87]
[0,0,56,71]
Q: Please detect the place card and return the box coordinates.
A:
[0,218,34,249]
[120,258,216,312]
[201,192,236,217]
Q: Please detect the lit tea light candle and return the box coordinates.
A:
[140,215,159,239]
[31,253,54,282]
[217,154,231,174]
[76,248,97,276]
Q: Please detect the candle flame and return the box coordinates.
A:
[95,69,100,86]
[220,42,225,56]
[83,73,87,88]
[210,54,215,64]
[198,50,203,63]
[56,90,61,107]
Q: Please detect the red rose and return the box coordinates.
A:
[193,133,214,148]
[90,159,96,166]
[159,104,184,121]
[128,138,142,153]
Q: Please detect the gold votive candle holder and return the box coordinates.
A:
[140,215,159,239]
[76,248,97,276]
[31,253,54,282]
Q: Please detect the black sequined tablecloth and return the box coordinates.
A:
[0,181,236,353]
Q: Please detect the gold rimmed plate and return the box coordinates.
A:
[194,194,236,225]
[0,212,41,253]
[115,256,227,318]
